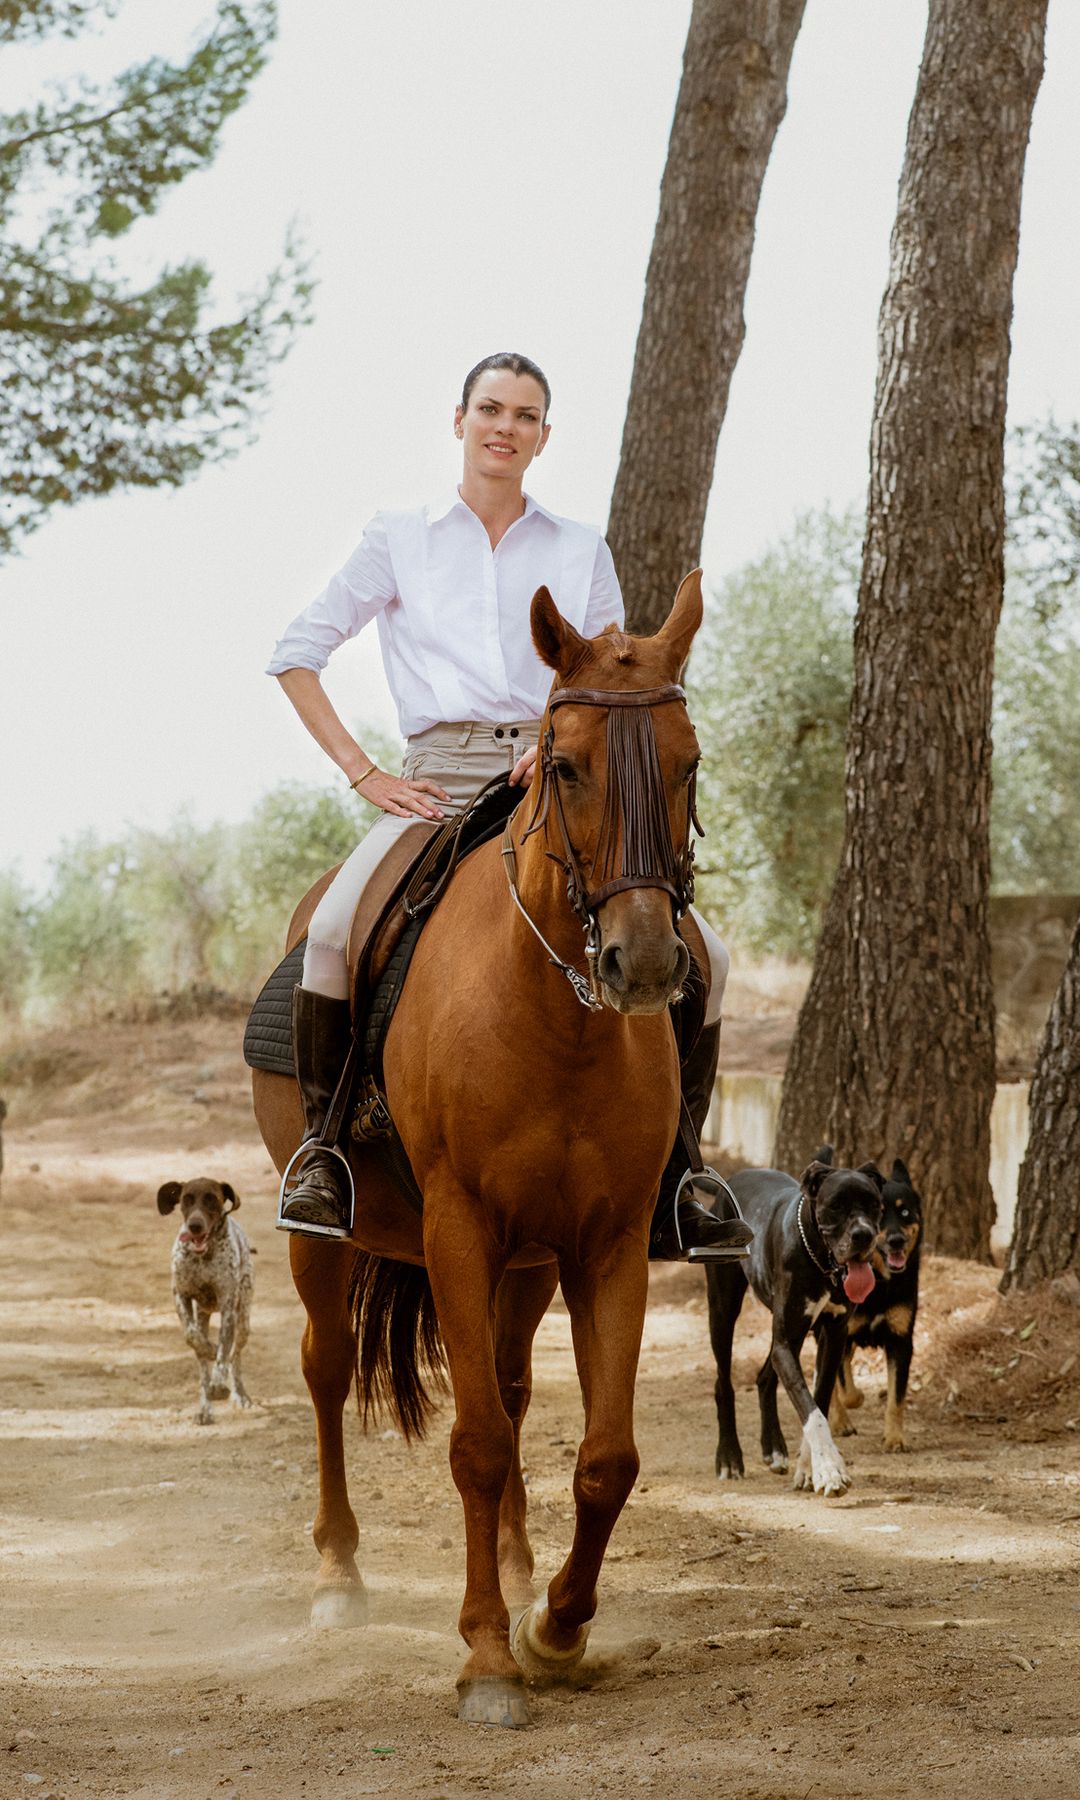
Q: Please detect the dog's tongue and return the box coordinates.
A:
[843,1261,875,1303]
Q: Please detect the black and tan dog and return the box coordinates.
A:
[706,1150,884,1497]
[829,1158,922,1452]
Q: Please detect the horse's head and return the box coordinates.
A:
[527,570,704,1015]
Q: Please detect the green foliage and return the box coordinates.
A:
[221,783,363,991]
[0,869,34,1015]
[992,425,1080,892]
[31,832,142,1012]
[1006,417,1080,625]
[7,741,397,1019]
[0,1,312,556]
[0,1,117,42]
[688,421,1080,955]
[688,508,859,956]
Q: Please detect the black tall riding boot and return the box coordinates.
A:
[276,987,355,1239]
[649,1020,753,1263]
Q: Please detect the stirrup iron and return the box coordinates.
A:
[674,1166,752,1264]
[276,1141,357,1239]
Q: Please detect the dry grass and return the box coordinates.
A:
[921,1265,1080,1437]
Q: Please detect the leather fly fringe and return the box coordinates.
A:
[593,703,680,896]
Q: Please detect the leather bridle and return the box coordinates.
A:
[500,681,703,1009]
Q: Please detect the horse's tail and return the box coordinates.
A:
[348,1252,447,1442]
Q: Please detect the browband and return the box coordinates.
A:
[548,683,688,712]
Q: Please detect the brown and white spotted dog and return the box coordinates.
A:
[829,1159,922,1451]
[156,1177,254,1426]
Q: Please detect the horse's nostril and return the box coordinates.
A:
[597,944,627,992]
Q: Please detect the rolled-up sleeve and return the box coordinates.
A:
[582,535,624,637]
[265,514,397,676]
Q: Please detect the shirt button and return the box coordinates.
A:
[494,727,504,739]
[509,728,519,738]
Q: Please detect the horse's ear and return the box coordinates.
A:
[221,1183,239,1212]
[157,1181,182,1215]
[531,586,590,673]
[653,569,704,674]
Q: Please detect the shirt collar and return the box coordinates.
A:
[428,489,556,527]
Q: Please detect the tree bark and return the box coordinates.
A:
[607,0,806,633]
[1002,910,1080,1290]
[772,0,1048,1259]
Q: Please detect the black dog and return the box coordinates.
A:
[830,1158,922,1452]
[706,1149,884,1497]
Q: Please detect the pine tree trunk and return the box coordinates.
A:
[773,0,1047,1258]
[607,0,806,633]
[1002,911,1080,1290]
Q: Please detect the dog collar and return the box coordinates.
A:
[797,1194,840,1285]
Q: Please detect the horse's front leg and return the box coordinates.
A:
[424,1200,529,1729]
[513,1234,648,1678]
[494,1262,560,1606]
[289,1235,367,1629]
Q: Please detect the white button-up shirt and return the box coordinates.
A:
[266,491,623,737]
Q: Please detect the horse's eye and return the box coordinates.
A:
[554,759,578,784]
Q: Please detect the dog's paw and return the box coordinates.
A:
[196,1407,214,1427]
[715,1454,745,1481]
[764,1449,789,1475]
[883,1433,908,1453]
[230,1389,253,1411]
[796,1411,850,1496]
[816,1453,850,1497]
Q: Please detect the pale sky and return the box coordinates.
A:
[3,0,1078,887]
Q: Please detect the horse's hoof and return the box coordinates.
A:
[457,1677,531,1729]
[310,1584,368,1630]
[510,1599,589,1682]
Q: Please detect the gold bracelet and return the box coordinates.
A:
[350,766,377,792]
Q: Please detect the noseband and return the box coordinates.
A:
[500,682,703,1009]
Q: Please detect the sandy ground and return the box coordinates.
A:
[3,1017,1080,1800]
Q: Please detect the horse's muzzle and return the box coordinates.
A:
[596,911,690,1015]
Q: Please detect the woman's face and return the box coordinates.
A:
[454,369,550,481]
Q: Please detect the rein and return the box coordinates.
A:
[503,682,702,1010]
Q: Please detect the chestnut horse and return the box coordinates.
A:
[253,572,706,1728]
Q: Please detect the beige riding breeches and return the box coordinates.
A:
[301,719,728,1024]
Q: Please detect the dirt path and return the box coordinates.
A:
[3,1020,1079,1799]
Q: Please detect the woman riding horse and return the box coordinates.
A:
[266,351,730,1256]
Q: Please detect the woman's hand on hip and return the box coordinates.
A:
[508,744,538,787]
[357,769,450,820]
